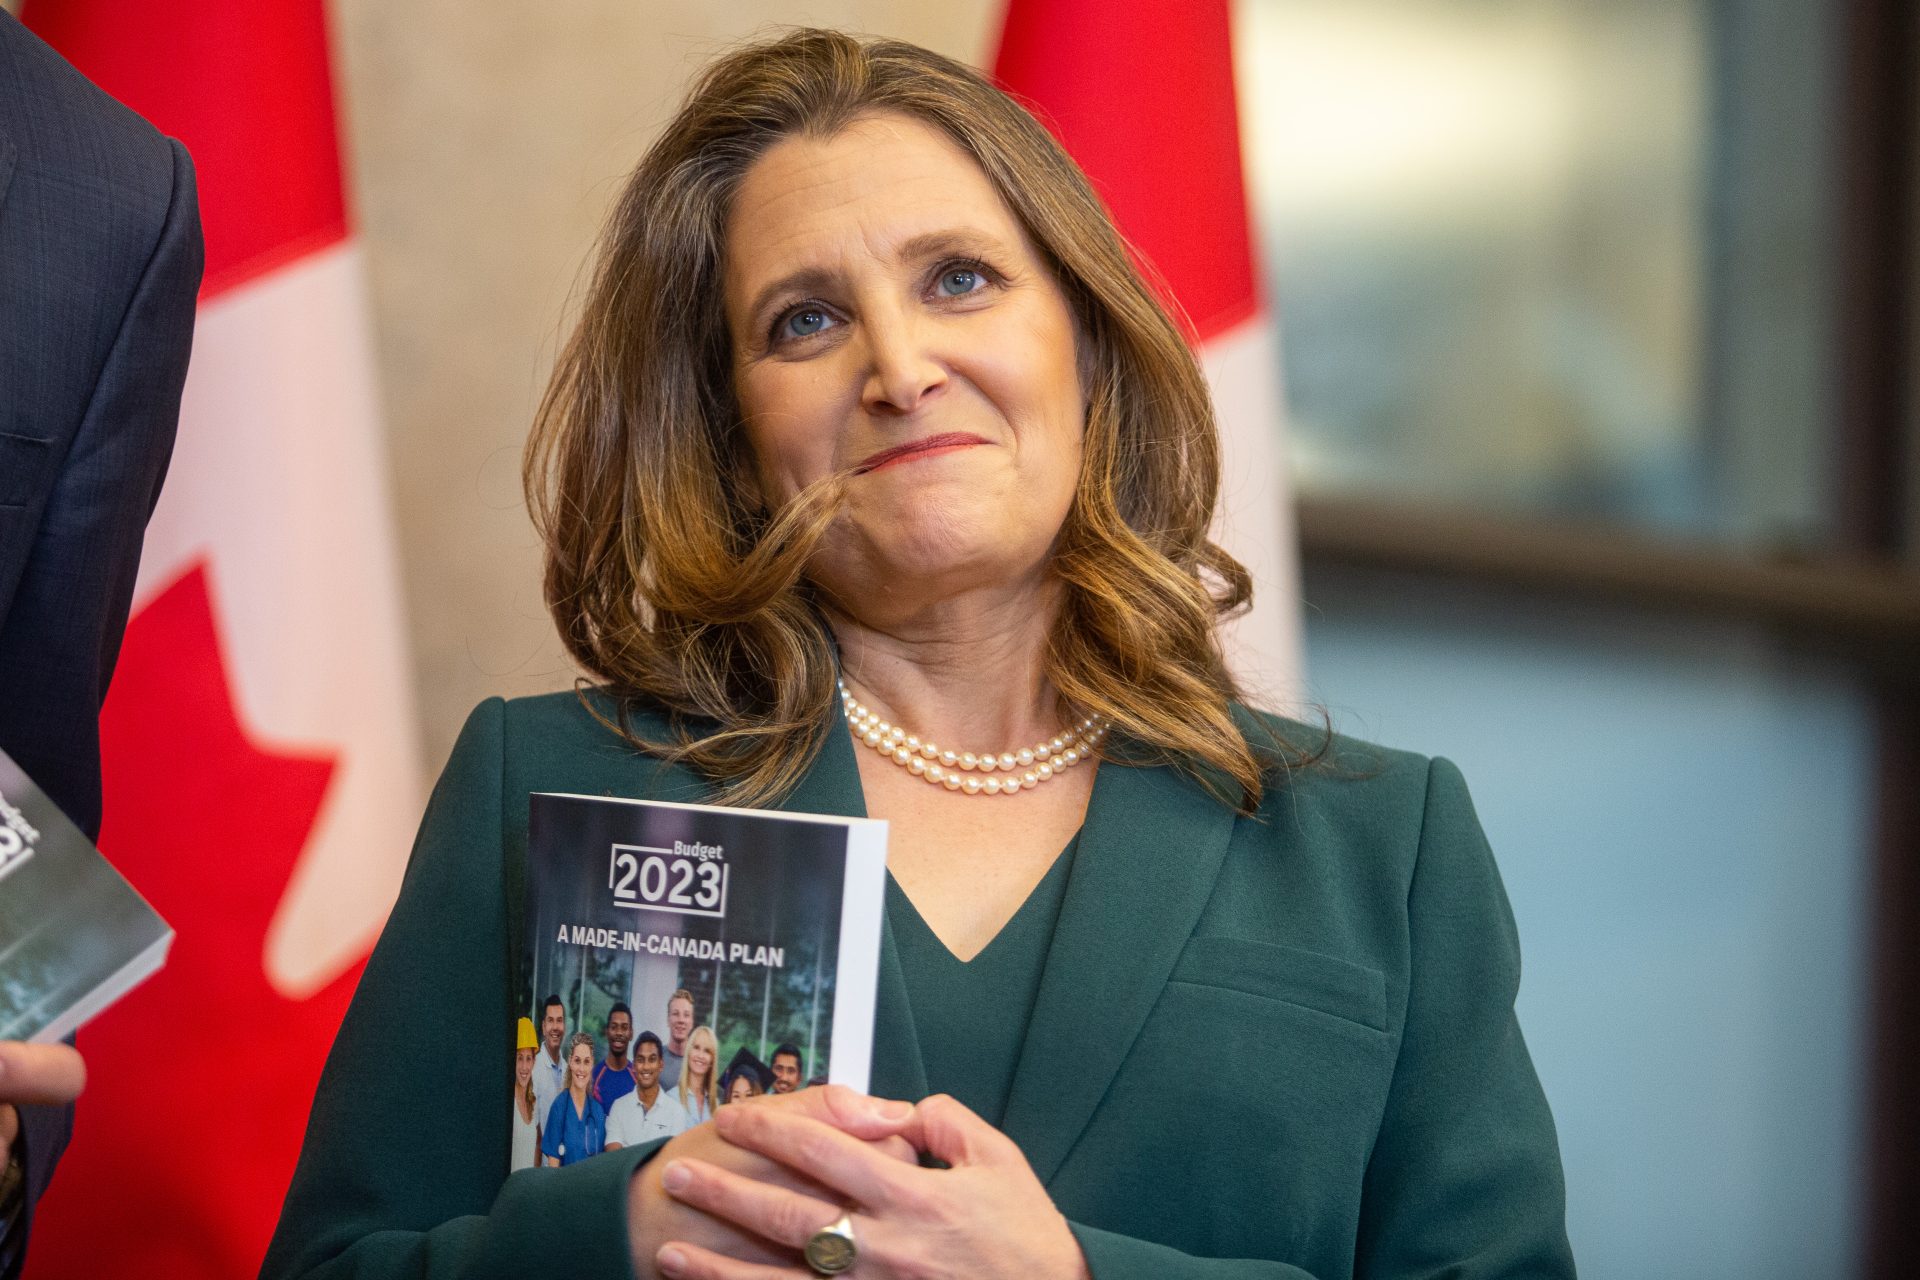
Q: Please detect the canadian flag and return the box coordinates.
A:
[22,1,421,1275]
[994,0,1302,698]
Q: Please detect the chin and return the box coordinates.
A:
[885,491,1033,558]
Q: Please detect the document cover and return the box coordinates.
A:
[0,748,173,1043]
[510,791,887,1170]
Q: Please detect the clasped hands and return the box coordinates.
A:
[628,1086,1089,1280]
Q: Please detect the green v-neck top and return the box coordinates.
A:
[887,834,1080,1129]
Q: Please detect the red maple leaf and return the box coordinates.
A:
[27,563,358,1278]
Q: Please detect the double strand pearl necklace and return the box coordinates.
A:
[838,678,1106,797]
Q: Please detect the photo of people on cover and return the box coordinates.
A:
[510,794,853,1170]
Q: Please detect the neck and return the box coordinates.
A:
[607,1052,627,1070]
[545,1044,562,1063]
[824,576,1068,750]
[638,1083,659,1105]
[669,1036,687,1053]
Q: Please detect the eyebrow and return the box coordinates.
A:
[742,228,1013,330]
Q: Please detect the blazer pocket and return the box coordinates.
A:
[0,432,52,509]
[1170,935,1388,1033]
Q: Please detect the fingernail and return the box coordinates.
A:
[661,1161,689,1193]
[657,1246,687,1276]
[872,1098,912,1122]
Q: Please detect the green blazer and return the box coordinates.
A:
[262,691,1574,1279]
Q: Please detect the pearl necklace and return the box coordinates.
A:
[838,679,1106,797]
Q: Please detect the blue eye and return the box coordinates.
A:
[782,307,833,339]
[937,268,981,296]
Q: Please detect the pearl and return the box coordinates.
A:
[838,678,1104,799]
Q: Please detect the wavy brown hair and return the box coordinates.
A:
[525,28,1318,813]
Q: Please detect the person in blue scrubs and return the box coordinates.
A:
[540,1033,606,1168]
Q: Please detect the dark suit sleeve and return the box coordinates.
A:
[1068,758,1575,1280]
[260,700,656,1280]
[3,134,202,1274]
[0,135,199,838]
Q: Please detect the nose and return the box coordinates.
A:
[859,305,946,416]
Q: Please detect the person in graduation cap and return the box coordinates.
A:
[263,27,1575,1280]
[719,1049,771,1107]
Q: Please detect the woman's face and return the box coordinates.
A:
[689,1038,713,1077]
[568,1042,593,1090]
[727,1074,758,1103]
[514,1047,534,1087]
[724,111,1085,615]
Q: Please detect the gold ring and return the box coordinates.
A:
[803,1211,857,1275]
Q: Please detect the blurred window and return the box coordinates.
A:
[1239,0,1840,553]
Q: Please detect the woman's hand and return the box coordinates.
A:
[628,1086,922,1277]
[653,1090,1089,1280]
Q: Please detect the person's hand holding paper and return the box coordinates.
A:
[0,1042,87,1151]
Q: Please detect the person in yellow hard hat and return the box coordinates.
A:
[510,1017,539,1171]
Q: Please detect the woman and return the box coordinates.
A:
[719,1048,771,1105]
[510,1017,539,1171]
[264,28,1573,1280]
[540,1032,607,1169]
[676,1026,722,1126]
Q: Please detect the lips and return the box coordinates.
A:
[852,432,988,474]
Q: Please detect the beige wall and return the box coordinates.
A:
[329,1,1001,770]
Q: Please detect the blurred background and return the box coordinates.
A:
[11,0,1917,1276]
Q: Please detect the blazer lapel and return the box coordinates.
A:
[779,718,930,1102]
[999,754,1236,1185]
